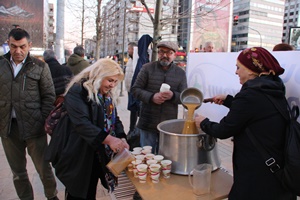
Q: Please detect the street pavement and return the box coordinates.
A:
[0,88,234,200]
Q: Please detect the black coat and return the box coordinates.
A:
[45,58,73,96]
[53,83,126,198]
[200,75,296,200]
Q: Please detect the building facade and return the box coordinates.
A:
[282,0,300,50]
[99,0,178,59]
[232,0,285,51]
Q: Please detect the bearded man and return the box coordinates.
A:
[131,41,187,154]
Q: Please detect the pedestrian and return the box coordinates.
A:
[53,58,129,199]
[194,47,296,200]
[124,42,138,134]
[126,35,153,150]
[67,45,89,75]
[0,28,59,200]
[273,43,294,51]
[43,49,73,97]
[131,41,187,154]
[203,41,214,52]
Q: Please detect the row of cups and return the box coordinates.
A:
[128,146,172,183]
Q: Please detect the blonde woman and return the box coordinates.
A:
[54,58,129,200]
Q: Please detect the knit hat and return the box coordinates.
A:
[237,47,284,76]
[157,41,178,52]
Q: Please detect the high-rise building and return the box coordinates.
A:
[100,0,178,59]
[232,0,285,51]
[282,0,300,50]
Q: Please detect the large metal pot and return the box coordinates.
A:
[158,119,221,175]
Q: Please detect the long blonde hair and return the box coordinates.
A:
[64,58,124,105]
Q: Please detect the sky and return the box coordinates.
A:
[49,0,109,50]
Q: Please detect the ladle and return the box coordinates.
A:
[180,88,203,134]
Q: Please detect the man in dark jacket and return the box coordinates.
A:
[43,49,73,96]
[67,45,89,75]
[131,41,187,154]
[0,28,59,200]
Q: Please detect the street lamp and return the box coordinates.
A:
[120,0,127,97]
[248,26,262,47]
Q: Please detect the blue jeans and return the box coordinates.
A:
[1,119,57,200]
[137,128,159,154]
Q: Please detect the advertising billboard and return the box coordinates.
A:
[190,0,232,52]
[289,27,300,50]
[0,0,44,48]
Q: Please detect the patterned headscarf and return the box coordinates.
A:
[237,47,284,76]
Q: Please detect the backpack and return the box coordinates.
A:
[247,95,300,196]
[44,95,66,136]
[44,95,71,166]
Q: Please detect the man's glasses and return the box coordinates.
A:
[158,50,175,56]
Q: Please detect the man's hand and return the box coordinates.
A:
[152,91,173,104]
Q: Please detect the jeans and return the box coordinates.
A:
[1,119,57,200]
[137,128,159,154]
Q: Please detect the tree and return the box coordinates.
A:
[95,0,102,60]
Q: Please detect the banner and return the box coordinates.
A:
[0,0,44,48]
[186,51,300,122]
[190,0,231,52]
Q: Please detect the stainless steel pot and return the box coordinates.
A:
[158,119,221,175]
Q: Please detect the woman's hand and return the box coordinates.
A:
[103,135,129,153]
[194,114,207,129]
[121,138,130,150]
[207,95,226,105]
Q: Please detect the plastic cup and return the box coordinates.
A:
[161,160,172,178]
[149,163,161,183]
[106,148,135,176]
[137,164,148,183]
[189,163,212,196]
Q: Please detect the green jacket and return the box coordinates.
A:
[0,52,55,139]
[67,54,89,75]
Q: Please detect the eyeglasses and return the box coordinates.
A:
[158,50,175,56]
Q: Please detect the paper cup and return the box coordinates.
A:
[133,147,143,152]
[153,155,164,163]
[127,163,133,172]
[141,149,152,155]
[132,160,142,178]
[160,83,171,92]
[131,150,141,156]
[135,155,145,162]
[142,146,152,151]
[137,164,148,183]
[161,160,172,178]
[145,153,155,161]
[149,164,161,183]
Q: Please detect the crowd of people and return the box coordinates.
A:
[0,27,297,200]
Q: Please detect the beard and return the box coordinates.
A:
[159,58,171,67]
